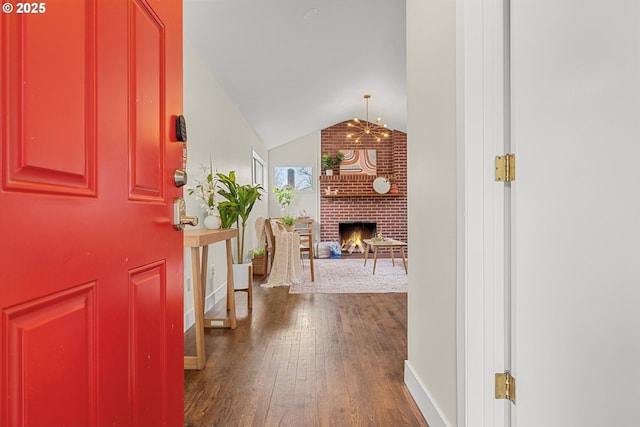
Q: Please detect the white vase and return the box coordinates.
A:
[204,214,221,229]
[325,169,333,176]
[232,263,252,290]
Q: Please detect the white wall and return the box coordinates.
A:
[268,131,320,224]
[405,0,457,425]
[182,39,268,329]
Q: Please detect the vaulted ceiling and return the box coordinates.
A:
[183,0,407,149]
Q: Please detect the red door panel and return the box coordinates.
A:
[130,261,167,426]
[130,0,164,201]
[5,284,96,427]
[0,1,184,426]
[3,0,96,196]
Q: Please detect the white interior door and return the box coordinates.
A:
[510,1,640,425]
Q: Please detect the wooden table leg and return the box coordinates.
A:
[184,247,206,370]
[247,264,253,309]
[400,247,408,273]
[390,246,396,266]
[363,242,370,266]
[372,247,379,275]
[202,240,237,330]
[200,245,209,302]
[225,239,237,329]
[309,241,315,282]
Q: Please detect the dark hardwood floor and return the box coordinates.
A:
[184,276,427,427]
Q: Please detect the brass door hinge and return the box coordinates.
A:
[495,154,516,182]
[495,371,516,403]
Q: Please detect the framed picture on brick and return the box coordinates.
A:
[339,149,377,175]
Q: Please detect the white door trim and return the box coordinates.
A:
[457,0,509,425]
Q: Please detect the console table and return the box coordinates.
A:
[184,228,238,370]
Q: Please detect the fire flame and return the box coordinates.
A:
[341,230,366,253]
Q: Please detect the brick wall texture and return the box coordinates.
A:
[319,121,408,246]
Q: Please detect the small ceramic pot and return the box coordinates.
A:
[204,214,221,229]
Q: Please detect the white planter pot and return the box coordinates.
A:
[324,169,333,176]
[232,263,252,290]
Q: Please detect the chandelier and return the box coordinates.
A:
[347,94,390,143]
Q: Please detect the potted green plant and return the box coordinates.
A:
[321,151,344,175]
[216,170,264,294]
[280,215,295,232]
[249,247,265,258]
[215,170,264,263]
[249,247,267,277]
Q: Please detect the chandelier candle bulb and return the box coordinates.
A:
[347,94,390,143]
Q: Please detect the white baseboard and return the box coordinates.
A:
[184,308,195,332]
[211,281,227,308]
[404,360,452,427]
[183,281,227,332]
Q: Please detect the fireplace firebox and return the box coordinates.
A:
[339,222,376,254]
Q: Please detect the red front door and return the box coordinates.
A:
[0,1,184,425]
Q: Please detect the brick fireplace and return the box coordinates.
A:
[319,121,407,249]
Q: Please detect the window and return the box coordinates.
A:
[252,150,266,187]
[273,165,313,192]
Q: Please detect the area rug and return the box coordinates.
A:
[288,257,408,294]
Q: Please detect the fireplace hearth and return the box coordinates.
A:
[339,222,376,254]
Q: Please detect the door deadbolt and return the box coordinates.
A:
[174,169,188,188]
